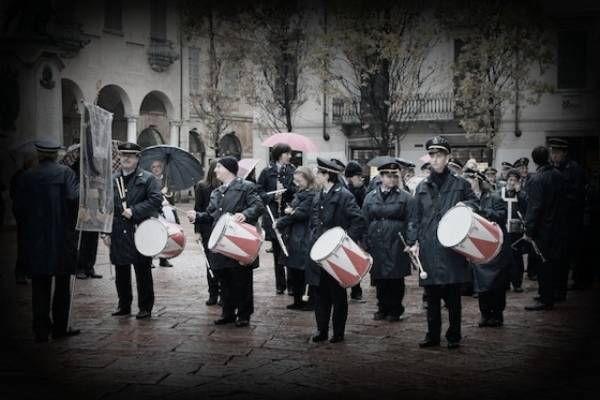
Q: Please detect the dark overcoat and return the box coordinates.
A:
[275,189,315,270]
[256,162,296,241]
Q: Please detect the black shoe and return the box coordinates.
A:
[533,295,541,301]
[214,316,235,325]
[386,315,400,323]
[205,296,218,306]
[478,317,490,327]
[513,286,524,293]
[111,308,131,316]
[235,318,250,327]
[276,289,285,295]
[525,302,554,311]
[312,332,328,342]
[159,259,173,268]
[330,335,344,343]
[76,271,88,280]
[419,338,440,348]
[447,341,461,350]
[286,303,304,310]
[52,328,81,338]
[373,312,386,321]
[87,270,103,279]
[135,310,151,319]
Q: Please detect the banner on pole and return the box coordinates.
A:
[76,102,114,233]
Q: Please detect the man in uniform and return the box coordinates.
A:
[408,136,478,349]
[484,167,498,191]
[14,139,80,342]
[514,157,531,189]
[344,160,367,301]
[103,143,162,319]
[448,158,464,176]
[502,169,528,292]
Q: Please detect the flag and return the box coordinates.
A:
[76,102,114,232]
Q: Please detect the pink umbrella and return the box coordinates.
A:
[419,153,431,163]
[238,158,261,180]
[261,132,319,153]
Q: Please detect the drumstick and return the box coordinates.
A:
[266,188,287,196]
[116,176,127,209]
[265,205,289,257]
[302,285,309,302]
[398,232,428,279]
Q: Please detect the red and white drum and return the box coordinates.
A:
[208,213,263,265]
[437,205,503,264]
[310,227,373,288]
[134,218,186,259]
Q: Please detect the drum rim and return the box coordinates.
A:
[207,213,231,250]
[310,226,346,262]
[134,218,169,257]
[437,205,474,248]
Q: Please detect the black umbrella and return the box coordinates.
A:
[367,155,397,167]
[139,145,204,191]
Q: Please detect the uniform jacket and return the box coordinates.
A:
[362,186,416,280]
[408,169,479,286]
[275,189,316,270]
[556,158,586,225]
[109,167,162,265]
[306,183,366,286]
[14,160,79,277]
[195,177,265,270]
[256,162,296,241]
[194,181,218,240]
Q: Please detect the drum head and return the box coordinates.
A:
[437,206,473,247]
[310,227,345,262]
[208,213,230,250]
[135,219,168,257]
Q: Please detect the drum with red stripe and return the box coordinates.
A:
[310,227,373,288]
[437,205,503,264]
[134,218,186,259]
[208,213,263,265]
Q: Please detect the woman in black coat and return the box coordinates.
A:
[362,162,416,322]
[194,160,220,305]
[276,166,317,311]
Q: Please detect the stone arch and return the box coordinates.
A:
[139,90,174,146]
[188,127,206,165]
[61,78,84,147]
[219,132,242,160]
[96,84,132,142]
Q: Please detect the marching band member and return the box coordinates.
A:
[463,169,510,327]
[362,161,416,322]
[194,160,221,306]
[104,143,162,319]
[484,167,498,191]
[275,166,317,311]
[187,157,265,327]
[448,158,463,176]
[503,169,528,292]
[524,146,567,311]
[514,157,531,188]
[408,136,478,349]
[308,158,366,343]
[257,143,296,295]
[496,161,514,190]
[344,160,366,301]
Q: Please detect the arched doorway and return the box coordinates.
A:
[138,125,166,148]
[188,128,206,165]
[139,90,173,146]
[61,79,84,147]
[219,132,242,160]
[96,84,131,142]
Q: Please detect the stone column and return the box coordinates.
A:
[169,120,181,147]
[126,115,138,143]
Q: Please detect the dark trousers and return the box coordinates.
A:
[76,231,99,273]
[202,238,220,298]
[508,233,524,289]
[573,225,594,288]
[424,283,462,343]
[478,286,506,321]
[315,272,348,337]
[115,261,154,312]
[31,275,71,337]
[350,282,363,299]
[215,267,254,320]
[288,267,306,305]
[375,278,405,316]
[272,240,288,291]
[527,246,539,279]
[534,253,555,306]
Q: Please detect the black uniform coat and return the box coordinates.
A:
[195,177,265,270]
[409,170,479,286]
[556,158,586,228]
[362,186,416,280]
[194,182,218,239]
[306,183,366,286]
[256,162,296,241]
[471,191,511,293]
[14,159,79,278]
[275,189,316,270]
[109,167,162,266]
[524,164,567,261]
[348,182,367,208]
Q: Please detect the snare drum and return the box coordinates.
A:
[309,227,373,288]
[437,205,504,264]
[134,218,186,259]
[207,213,263,265]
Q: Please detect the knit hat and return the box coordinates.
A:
[344,161,363,177]
[218,156,239,175]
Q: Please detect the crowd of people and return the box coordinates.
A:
[9,135,598,347]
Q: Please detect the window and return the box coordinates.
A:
[189,47,200,95]
[151,0,167,41]
[557,30,587,89]
[104,0,122,32]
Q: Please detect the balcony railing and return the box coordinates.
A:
[332,93,455,124]
[148,38,180,72]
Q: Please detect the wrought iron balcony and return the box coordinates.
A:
[148,38,180,72]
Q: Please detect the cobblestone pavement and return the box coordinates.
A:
[1,203,599,400]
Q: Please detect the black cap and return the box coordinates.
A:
[395,158,415,168]
[506,169,521,180]
[344,161,363,177]
[448,158,463,170]
[501,161,513,168]
[425,136,451,154]
[317,157,343,174]
[420,162,431,171]
[378,162,401,174]
[484,167,497,174]
[463,168,486,182]
[330,158,346,170]
[514,157,529,168]
[35,138,61,153]
[218,156,239,175]
[118,142,142,154]
[548,138,569,150]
